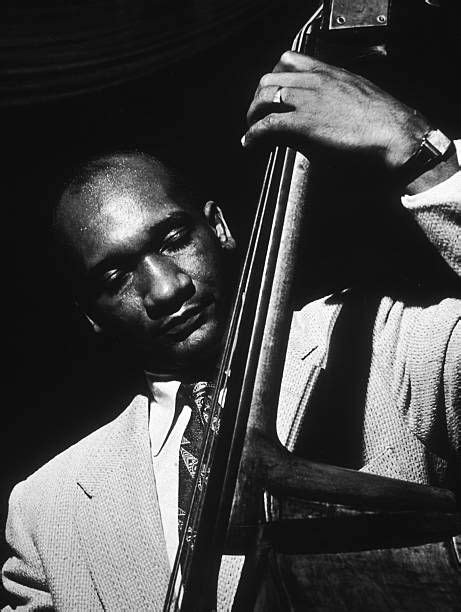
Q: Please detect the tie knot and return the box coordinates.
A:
[178,381,216,426]
[191,380,215,407]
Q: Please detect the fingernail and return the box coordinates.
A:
[240,135,246,147]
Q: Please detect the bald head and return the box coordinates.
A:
[53,152,201,287]
[49,151,235,373]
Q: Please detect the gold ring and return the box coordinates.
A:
[272,87,283,104]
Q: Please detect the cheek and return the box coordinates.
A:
[184,236,223,288]
[95,291,146,329]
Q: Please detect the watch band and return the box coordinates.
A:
[398,128,455,185]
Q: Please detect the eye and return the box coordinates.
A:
[102,269,130,294]
[160,226,193,254]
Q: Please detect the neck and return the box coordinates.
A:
[145,353,220,384]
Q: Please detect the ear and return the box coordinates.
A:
[203,201,236,251]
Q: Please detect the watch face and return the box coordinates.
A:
[426,129,452,156]
[398,129,454,186]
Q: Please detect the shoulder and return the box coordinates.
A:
[374,295,460,355]
[9,394,146,513]
[292,291,460,365]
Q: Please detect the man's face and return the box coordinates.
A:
[60,161,234,376]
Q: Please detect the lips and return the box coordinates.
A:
[160,297,213,339]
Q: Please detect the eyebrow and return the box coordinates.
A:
[85,211,195,286]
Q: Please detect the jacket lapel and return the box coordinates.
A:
[75,394,171,611]
[278,295,345,450]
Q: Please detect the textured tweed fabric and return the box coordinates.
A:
[3,396,171,610]
[2,167,460,610]
[3,289,459,609]
[278,292,460,488]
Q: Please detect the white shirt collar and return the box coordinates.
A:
[145,374,182,456]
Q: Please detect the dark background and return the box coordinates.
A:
[1,0,460,596]
[1,0,316,573]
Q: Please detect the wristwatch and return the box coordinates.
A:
[398,128,455,185]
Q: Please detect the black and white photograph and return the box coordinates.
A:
[1,0,460,609]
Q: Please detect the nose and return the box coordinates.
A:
[139,254,195,318]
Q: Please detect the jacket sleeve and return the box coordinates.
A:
[2,481,53,611]
[401,141,461,276]
[400,144,460,466]
[404,300,461,462]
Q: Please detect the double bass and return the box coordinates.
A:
[166,2,461,609]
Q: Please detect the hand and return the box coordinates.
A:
[243,51,430,173]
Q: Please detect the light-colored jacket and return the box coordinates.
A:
[3,162,460,610]
[3,397,169,610]
[2,291,460,610]
[279,293,460,487]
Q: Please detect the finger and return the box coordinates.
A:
[242,112,300,150]
[250,72,320,120]
[247,85,315,127]
[250,72,322,121]
[247,85,294,126]
[272,50,330,74]
[257,71,323,91]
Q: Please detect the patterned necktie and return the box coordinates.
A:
[177,381,217,546]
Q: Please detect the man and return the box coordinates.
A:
[2,52,460,610]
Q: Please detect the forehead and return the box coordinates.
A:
[60,162,190,272]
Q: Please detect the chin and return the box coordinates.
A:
[175,320,223,363]
[143,319,224,374]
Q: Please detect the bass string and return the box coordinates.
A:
[173,146,285,585]
[167,145,290,610]
[165,7,322,608]
[164,149,281,609]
